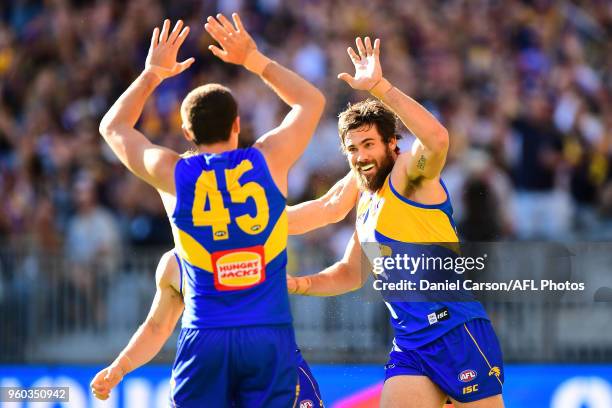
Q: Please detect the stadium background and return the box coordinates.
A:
[1,0,611,406]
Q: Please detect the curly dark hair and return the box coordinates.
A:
[337,99,401,152]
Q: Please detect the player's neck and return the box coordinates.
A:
[195,141,238,154]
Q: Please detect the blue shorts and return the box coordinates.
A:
[170,325,299,408]
[385,318,504,403]
[296,349,324,408]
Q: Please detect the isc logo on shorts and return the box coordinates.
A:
[462,384,479,395]
[300,400,313,408]
[212,245,266,291]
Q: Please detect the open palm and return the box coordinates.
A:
[205,13,257,65]
[338,37,382,91]
[145,19,194,79]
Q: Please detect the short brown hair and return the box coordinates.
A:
[180,84,238,145]
[338,99,401,149]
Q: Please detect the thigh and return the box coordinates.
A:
[451,394,505,408]
[296,349,324,408]
[171,328,233,408]
[419,319,504,404]
[234,325,298,408]
[381,375,447,408]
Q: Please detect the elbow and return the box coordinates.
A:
[144,319,172,340]
[99,111,125,138]
[99,117,115,138]
[329,199,351,224]
[431,127,449,155]
[309,89,326,116]
[314,89,326,107]
[322,199,343,224]
[291,89,325,120]
[339,262,365,292]
[349,277,366,292]
[99,121,110,137]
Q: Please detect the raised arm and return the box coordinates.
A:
[205,13,325,193]
[288,231,368,296]
[90,251,184,400]
[338,37,449,182]
[287,172,358,235]
[99,20,195,193]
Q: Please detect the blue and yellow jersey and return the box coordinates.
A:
[170,147,291,328]
[356,175,489,349]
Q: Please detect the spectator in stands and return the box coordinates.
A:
[65,177,120,330]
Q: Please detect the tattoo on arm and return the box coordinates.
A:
[417,155,427,171]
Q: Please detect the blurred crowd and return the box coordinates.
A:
[0,0,611,303]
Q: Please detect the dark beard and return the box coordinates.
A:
[353,148,395,192]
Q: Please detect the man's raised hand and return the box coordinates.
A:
[205,13,257,65]
[145,19,195,80]
[338,37,384,91]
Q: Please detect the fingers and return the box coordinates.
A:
[216,13,236,33]
[347,47,360,64]
[364,36,373,54]
[153,19,189,49]
[206,15,229,37]
[287,277,296,294]
[208,45,228,61]
[160,19,171,43]
[92,385,110,396]
[356,37,367,59]
[353,37,378,59]
[232,13,245,32]
[92,387,110,400]
[168,20,184,44]
[174,26,190,48]
[90,366,123,401]
[205,17,229,46]
[91,384,110,400]
[150,27,159,50]
[91,379,110,399]
[337,72,355,87]
[176,57,196,74]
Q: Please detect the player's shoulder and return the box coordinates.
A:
[176,147,262,168]
[233,145,265,161]
[228,147,274,174]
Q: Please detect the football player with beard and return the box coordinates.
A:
[287,37,504,408]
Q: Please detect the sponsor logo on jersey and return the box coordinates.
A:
[458,369,477,383]
[427,307,450,325]
[300,400,313,408]
[212,245,266,291]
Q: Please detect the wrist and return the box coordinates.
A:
[370,77,393,99]
[115,353,134,376]
[243,50,272,76]
[142,66,168,84]
[295,276,312,295]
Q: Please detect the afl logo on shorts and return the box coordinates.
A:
[458,369,477,383]
[300,400,313,408]
[212,245,266,291]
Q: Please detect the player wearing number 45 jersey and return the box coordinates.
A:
[90,251,323,408]
[288,37,504,408]
[91,13,325,407]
